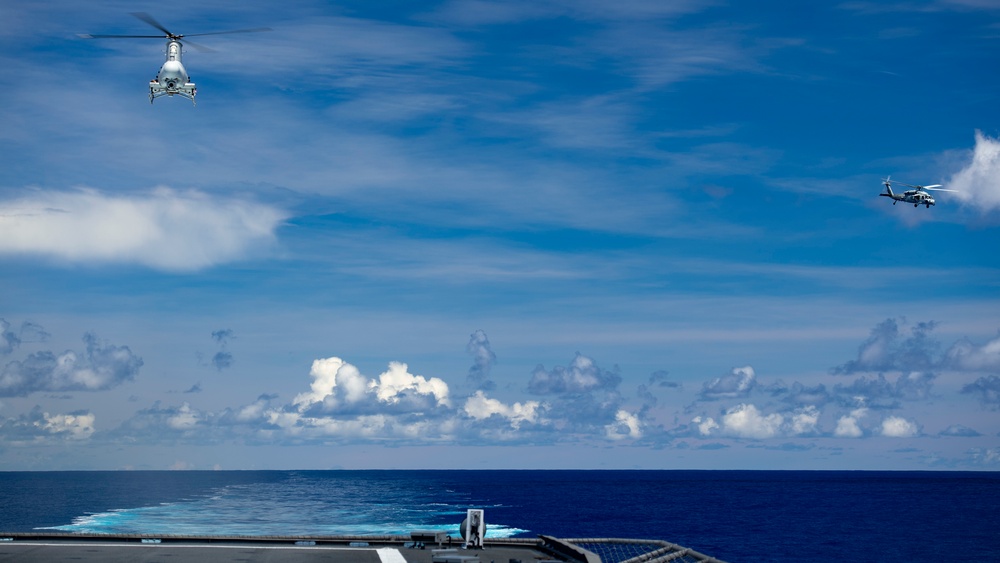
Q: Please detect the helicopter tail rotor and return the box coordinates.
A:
[881,176,895,196]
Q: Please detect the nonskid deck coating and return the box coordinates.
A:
[0,533,728,563]
[0,534,553,563]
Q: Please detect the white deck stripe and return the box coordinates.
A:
[376,547,408,563]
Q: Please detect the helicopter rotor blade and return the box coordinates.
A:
[183,27,273,38]
[78,34,167,39]
[182,39,217,53]
[130,12,174,37]
[923,186,959,192]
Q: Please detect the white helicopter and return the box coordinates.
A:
[80,13,270,105]
[880,176,957,208]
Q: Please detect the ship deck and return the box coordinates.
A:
[0,533,727,563]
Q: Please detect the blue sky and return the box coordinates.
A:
[1,0,999,470]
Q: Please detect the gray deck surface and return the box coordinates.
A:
[0,539,554,563]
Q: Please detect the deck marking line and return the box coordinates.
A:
[376,547,408,563]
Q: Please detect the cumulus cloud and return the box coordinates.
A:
[0,406,95,442]
[234,394,279,424]
[961,375,1000,410]
[523,354,635,438]
[0,333,142,396]
[41,411,95,439]
[692,404,819,439]
[463,390,543,429]
[880,416,919,438]
[293,357,369,409]
[833,318,939,375]
[967,447,1000,466]
[0,187,286,271]
[948,131,1000,213]
[105,402,214,443]
[788,405,821,435]
[834,409,866,438]
[939,424,981,437]
[528,353,622,394]
[605,409,642,440]
[833,371,936,408]
[944,333,1000,372]
[699,366,756,400]
[720,403,783,438]
[293,357,449,415]
[693,416,719,436]
[372,361,450,407]
[466,329,496,391]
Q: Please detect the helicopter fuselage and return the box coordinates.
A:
[880,186,935,208]
[151,40,196,104]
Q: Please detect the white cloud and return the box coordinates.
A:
[789,406,820,435]
[700,366,756,400]
[880,415,919,438]
[692,415,718,436]
[372,362,450,407]
[463,390,543,429]
[236,396,273,423]
[721,403,783,439]
[167,403,200,431]
[269,411,392,439]
[294,357,450,412]
[0,188,286,271]
[41,411,95,439]
[949,131,1000,213]
[294,357,368,409]
[968,447,1000,466]
[945,333,1000,371]
[0,333,142,397]
[605,409,642,440]
[834,407,868,438]
[528,353,621,395]
[693,403,807,440]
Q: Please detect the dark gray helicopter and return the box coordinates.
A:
[880,176,958,208]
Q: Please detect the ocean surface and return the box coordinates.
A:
[0,470,997,562]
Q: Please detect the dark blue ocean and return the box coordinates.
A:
[0,470,997,562]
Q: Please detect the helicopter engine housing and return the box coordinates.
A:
[150,40,196,103]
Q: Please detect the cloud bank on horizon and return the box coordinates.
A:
[2,321,998,469]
